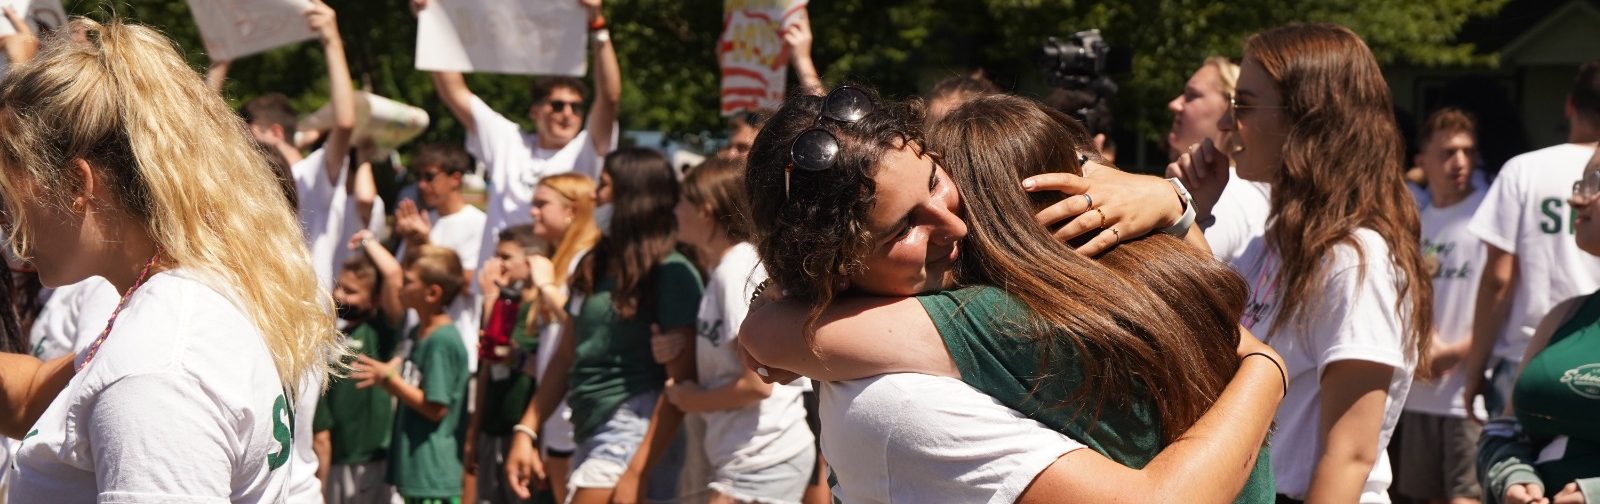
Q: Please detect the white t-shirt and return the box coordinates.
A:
[27,276,118,361]
[1236,228,1415,503]
[284,374,324,503]
[1207,168,1273,266]
[294,149,387,293]
[1468,143,1600,362]
[820,374,1083,504]
[464,95,616,270]
[1406,190,1490,418]
[693,243,813,473]
[8,269,308,503]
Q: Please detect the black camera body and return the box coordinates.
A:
[1038,29,1132,137]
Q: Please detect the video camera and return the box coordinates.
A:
[1038,29,1132,136]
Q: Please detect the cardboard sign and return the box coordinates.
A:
[188,0,317,62]
[719,0,806,116]
[414,0,586,77]
[299,92,432,157]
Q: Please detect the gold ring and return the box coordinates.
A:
[1095,208,1107,228]
[1110,228,1121,241]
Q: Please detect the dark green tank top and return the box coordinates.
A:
[1512,290,1600,484]
[917,286,1275,503]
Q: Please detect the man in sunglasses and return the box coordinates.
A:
[425,0,621,274]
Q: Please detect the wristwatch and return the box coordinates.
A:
[1160,177,1197,238]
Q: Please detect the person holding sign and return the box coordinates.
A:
[0,15,341,502]
[424,0,621,275]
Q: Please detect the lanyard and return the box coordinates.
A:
[78,252,162,371]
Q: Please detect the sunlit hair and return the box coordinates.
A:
[1245,23,1432,364]
[682,156,752,242]
[1418,107,1477,147]
[0,18,340,396]
[1203,56,1240,98]
[537,172,600,286]
[930,94,1245,444]
[404,245,465,306]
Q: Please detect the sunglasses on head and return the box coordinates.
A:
[546,99,585,114]
[785,86,879,199]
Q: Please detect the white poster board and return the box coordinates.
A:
[415,0,586,77]
[0,0,65,75]
[719,0,806,116]
[188,0,317,62]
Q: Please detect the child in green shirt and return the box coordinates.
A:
[315,230,406,503]
[353,244,470,503]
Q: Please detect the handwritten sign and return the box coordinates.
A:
[719,0,805,116]
[188,0,316,62]
[415,0,586,77]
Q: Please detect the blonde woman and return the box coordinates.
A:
[0,16,341,502]
[1165,56,1273,265]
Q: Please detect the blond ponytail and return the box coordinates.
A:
[0,18,341,397]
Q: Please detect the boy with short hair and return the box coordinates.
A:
[316,230,407,504]
[396,143,488,370]
[353,245,471,504]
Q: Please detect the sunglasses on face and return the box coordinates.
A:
[418,170,447,183]
[786,86,879,198]
[546,99,585,114]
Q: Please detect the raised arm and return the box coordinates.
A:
[783,9,823,96]
[583,0,620,157]
[350,229,405,328]
[431,71,477,136]
[351,156,377,227]
[308,0,356,186]
[206,60,230,93]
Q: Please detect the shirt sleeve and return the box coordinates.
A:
[418,336,466,407]
[312,393,333,433]
[1308,241,1409,376]
[464,95,527,186]
[1469,159,1524,254]
[655,259,705,332]
[90,372,240,503]
[884,377,1084,504]
[292,148,348,216]
[718,264,765,344]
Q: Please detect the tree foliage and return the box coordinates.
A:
[60,0,1507,152]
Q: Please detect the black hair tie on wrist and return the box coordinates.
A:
[1242,351,1287,397]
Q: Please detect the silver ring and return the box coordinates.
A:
[1081,193,1093,210]
[756,367,771,378]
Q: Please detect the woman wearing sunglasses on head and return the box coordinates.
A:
[734,85,1284,503]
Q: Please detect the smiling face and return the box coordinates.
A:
[1221,57,1288,184]
[1167,65,1232,156]
[530,87,585,148]
[530,184,575,242]
[846,144,967,297]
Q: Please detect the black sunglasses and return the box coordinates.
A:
[786,86,879,198]
[547,99,585,113]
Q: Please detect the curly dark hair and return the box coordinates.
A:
[744,87,929,337]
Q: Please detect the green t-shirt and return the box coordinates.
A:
[313,315,402,465]
[917,286,1275,504]
[567,251,703,442]
[1514,290,1600,486]
[388,324,470,498]
[482,301,538,436]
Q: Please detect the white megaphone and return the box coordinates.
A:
[297,91,430,157]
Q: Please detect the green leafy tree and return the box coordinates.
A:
[59,0,1507,159]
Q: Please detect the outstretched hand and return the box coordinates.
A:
[305,0,340,45]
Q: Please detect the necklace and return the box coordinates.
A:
[78,251,162,371]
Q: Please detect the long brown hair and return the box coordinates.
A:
[929,94,1244,442]
[573,148,680,320]
[682,157,753,244]
[1246,24,1432,363]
